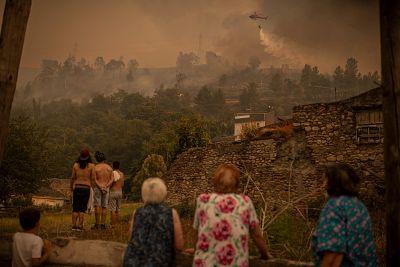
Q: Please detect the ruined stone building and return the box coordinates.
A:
[164,87,384,227]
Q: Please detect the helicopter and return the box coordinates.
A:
[249,12,268,21]
[249,12,268,29]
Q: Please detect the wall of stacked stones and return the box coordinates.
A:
[164,99,384,221]
[292,103,384,199]
[164,134,321,210]
[292,102,385,230]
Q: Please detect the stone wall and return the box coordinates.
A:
[291,89,385,242]
[0,238,314,267]
[292,102,384,200]
[164,132,320,208]
[164,87,384,213]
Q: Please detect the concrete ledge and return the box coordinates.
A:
[0,238,314,267]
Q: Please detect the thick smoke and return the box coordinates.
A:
[213,0,379,72]
[0,0,380,73]
[261,0,380,72]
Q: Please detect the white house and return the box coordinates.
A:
[234,111,276,141]
[32,187,67,207]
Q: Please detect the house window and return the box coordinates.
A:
[356,110,383,144]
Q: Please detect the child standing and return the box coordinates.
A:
[12,208,52,267]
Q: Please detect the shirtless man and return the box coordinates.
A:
[92,151,113,230]
[109,161,125,226]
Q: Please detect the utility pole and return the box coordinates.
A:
[380,0,400,265]
[0,0,32,165]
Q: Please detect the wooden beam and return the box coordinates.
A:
[0,0,31,164]
[380,0,400,264]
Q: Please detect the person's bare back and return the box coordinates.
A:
[94,163,113,190]
[110,170,124,192]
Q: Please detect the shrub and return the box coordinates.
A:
[173,201,195,219]
[240,123,259,141]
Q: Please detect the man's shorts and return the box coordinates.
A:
[93,187,109,208]
[73,187,90,212]
[108,191,123,212]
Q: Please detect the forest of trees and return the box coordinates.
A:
[1,54,380,202]
[1,86,233,201]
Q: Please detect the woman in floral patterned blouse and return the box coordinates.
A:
[192,163,272,267]
[312,163,378,267]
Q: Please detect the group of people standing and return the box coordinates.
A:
[122,163,379,267]
[70,149,125,230]
[11,150,379,267]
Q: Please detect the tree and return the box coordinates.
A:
[175,115,211,155]
[213,88,225,107]
[62,56,76,75]
[219,74,228,87]
[131,154,167,200]
[240,82,261,111]
[300,64,312,89]
[301,65,331,100]
[94,56,105,72]
[194,86,213,108]
[105,58,125,78]
[176,52,199,70]
[38,59,59,81]
[283,78,301,96]
[344,57,359,92]
[333,66,344,89]
[126,59,139,82]
[120,92,146,117]
[90,94,110,112]
[269,72,283,93]
[145,129,178,166]
[175,72,187,90]
[195,86,226,116]
[154,88,188,112]
[0,116,49,202]
[205,51,225,69]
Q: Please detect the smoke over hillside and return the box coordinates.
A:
[1,0,379,74]
[213,0,379,72]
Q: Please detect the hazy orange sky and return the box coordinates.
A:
[1,0,380,73]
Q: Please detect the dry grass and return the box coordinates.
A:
[0,203,139,243]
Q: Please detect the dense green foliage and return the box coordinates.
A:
[0,116,50,201]
[9,87,232,186]
[130,154,167,200]
[1,55,379,200]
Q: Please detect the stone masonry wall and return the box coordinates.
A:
[291,99,385,241]
[164,88,384,216]
[164,132,321,209]
[292,102,384,199]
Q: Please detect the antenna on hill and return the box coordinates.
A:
[197,33,203,64]
[71,42,78,58]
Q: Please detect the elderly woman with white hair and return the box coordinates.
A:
[123,177,184,267]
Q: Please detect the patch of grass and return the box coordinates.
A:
[266,210,314,261]
[0,203,140,243]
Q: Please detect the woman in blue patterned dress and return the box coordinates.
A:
[123,177,184,267]
[312,163,378,267]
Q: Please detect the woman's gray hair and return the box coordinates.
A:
[141,177,168,204]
